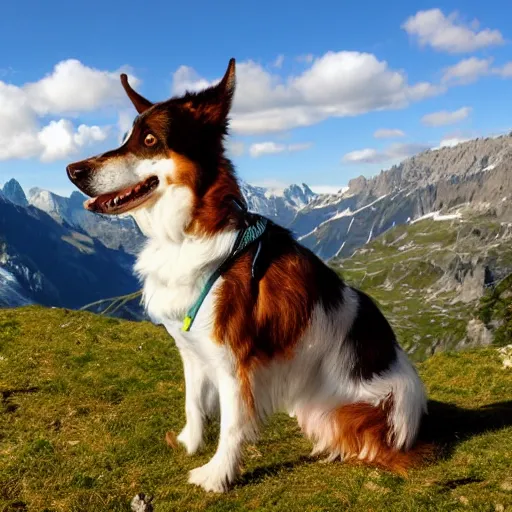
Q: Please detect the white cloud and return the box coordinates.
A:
[441,58,512,84]
[343,142,430,164]
[117,110,135,143]
[273,55,285,69]
[0,81,42,160]
[172,65,214,95]
[442,57,493,85]
[73,124,109,147]
[343,148,379,163]
[172,52,442,135]
[249,141,313,157]
[25,59,138,115]
[0,59,134,162]
[492,61,512,77]
[373,128,405,139]
[38,120,109,162]
[402,8,504,54]
[249,142,285,157]
[421,106,472,126]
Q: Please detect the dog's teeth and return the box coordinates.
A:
[114,197,119,205]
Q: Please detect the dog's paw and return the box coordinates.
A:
[177,425,203,455]
[188,461,232,493]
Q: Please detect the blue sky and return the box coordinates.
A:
[1,1,511,196]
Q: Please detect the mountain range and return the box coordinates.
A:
[1,132,512,335]
[0,177,318,316]
[292,133,512,259]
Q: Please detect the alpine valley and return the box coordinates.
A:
[1,133,511,357]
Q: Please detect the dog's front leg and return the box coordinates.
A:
[188,369,256,493]
[176,348,213,455]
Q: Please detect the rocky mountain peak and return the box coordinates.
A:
[282,183,316,209]
[347,175,368,195]
[2,178,28,207]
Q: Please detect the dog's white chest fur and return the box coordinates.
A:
[134,229,239,329]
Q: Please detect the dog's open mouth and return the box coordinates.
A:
[84,176,159,215]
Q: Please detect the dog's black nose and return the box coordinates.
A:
[66,162,90,182]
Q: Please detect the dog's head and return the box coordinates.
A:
[66,58,243,241]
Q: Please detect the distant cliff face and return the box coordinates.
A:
[28,188,146,256]
[0,178,318,314]
[2,179,28,207]
[290,134,512,260]
[2,133,511,318]
[240,181,316,225]
[332,206,512,359]
[0,193,140,314]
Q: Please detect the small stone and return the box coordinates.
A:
[459,496,469,505]
[497,345,512,369]
[67,440,79,446]
[495,504,504,512]
[500,478,512,491]
[131,493,154,512]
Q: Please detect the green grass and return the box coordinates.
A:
[1,306,512,511]
[479,273,512,347]
[332,214,512,360]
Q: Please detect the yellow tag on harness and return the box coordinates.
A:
[182,316,192,332]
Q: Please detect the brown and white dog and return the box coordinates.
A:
[66,58,428,493]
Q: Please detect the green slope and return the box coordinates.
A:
[333,210,512,361]
[1,306,511,511]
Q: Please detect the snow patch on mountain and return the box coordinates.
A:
[0,266,33,307]
[411,211,463,224]
[240,181,317,225]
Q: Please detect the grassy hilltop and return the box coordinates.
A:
[334,211,512,361]
[1,306,511,511]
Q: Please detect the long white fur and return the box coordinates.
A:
[91,154,427,492]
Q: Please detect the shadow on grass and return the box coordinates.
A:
[419,399,512,459]
[237,455,315,486]
[238,399,512,485]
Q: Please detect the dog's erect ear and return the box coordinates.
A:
[216,57,236,113]
[120,74,153,114]
[185,58,236,124]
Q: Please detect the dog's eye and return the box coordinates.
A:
[144,133,157,147]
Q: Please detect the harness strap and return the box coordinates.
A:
[181,213,268,332]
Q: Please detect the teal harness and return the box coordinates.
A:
[181,210,268,332]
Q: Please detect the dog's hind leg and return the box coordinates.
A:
[188,369,258,493]
[176,347,217,455]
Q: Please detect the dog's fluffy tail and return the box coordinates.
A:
[297,353,432,475]
[298,398,432,475]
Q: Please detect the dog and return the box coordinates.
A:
[66,58,428,493]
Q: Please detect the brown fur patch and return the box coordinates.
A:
[169,151,200,191]
[213,222,344,412]
[299,399,434,475]
[185,159,246,236]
